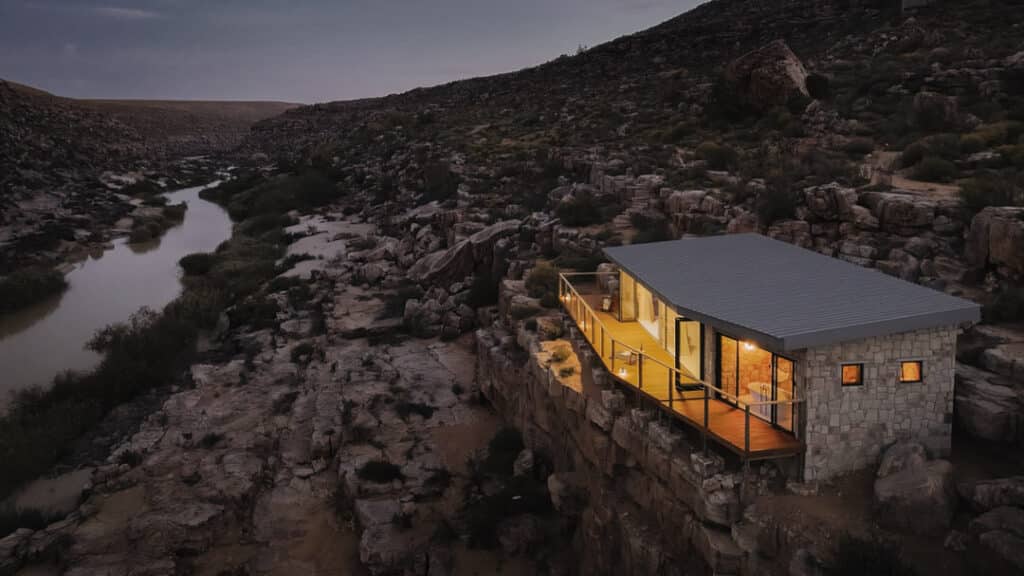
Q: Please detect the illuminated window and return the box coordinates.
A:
[841,363,863,386]
[900,361,923,383]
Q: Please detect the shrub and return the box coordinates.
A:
[826,534,917,576]
[550,345,571,363]
[469,271,501,308]
[199,432,223,448]
[912,157,957,182]
[630,214,673,244]
[901,134,961,167]
[843,138,875,156]
[959,173,1024,213]
[806,73,831,100]
[696,142,738,171]
[558,366,576,378]
[960,134,986,155]
[756,180,798,225]
[347,236,378,251]
[275,253,315,275]
[228,297,279,330]
[179,253,215,276]
[554,254,604,273]
[555,196,601,227]
[0,505,65,539]
[999,143,1024,168]
[0,268,67,314]
[525,263,559,300]
[422,162,459,202]
[272,391,299,415]
[0,173,288,502]
[162,202,187,222]
[483,427,525,476]
[117,450,143,467]
[983,288,1024,323]
[395,401,436,421]
[357,460,405,483]
[291,342,315,364]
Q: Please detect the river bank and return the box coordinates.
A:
[0,183,233,402]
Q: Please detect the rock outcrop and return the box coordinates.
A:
[873,441,958,534]
[720,40,810,113]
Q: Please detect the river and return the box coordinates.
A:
[0,183,232,405]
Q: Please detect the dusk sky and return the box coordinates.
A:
[0,0,698,103]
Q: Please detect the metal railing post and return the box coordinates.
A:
[702,384,709,455]
[611,340,616,375]
[668,369,674,411]
[744,405,751,458]
[638,350,644,391]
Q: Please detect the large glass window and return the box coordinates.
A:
[619,270,636,322]
[718,334,796,430]
[775,357,795,432]
[841,363,864,386]
[900,361,923,383]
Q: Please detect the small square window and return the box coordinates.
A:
[900,361,923,383]
[841,363,863,386]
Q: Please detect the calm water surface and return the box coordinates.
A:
[0,184,232,404]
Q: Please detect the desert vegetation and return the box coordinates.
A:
[0,268,67,314]
[0,174,295,502]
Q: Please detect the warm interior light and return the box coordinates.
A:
[743,342,757,351]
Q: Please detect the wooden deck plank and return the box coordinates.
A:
[566,288,801,458]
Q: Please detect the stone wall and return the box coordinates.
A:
[475,320,760,575]
[801,325,960,481]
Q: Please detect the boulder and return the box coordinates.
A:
[968,506,1024,573]
[954,363,1022,443]
[547,473,587,517]
[876,441,928,477]
[875,193,936,233]
[966,207,1024,278]
[407,220,520,285]
[960,477,1024,512]
[873,442,957,534]
[496,514,543,555]
[665,189,708,214]
[803,182,857,221]
[911,90,961,130]
[720,40,810,114]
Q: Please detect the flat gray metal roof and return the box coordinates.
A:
[603,234,980,351]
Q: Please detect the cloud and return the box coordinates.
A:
[93,6,163,20]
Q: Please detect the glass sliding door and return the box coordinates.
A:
[717,332,798,430]
[674,316,703,392]
[619,271,636,322]
[635,282,659,340]
[718,335,739,401]
[774,357,796,432]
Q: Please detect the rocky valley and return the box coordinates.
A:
[2,0,1024,575]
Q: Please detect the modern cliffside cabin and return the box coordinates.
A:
[557,234,981,481]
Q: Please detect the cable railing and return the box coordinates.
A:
[558,272,803,459]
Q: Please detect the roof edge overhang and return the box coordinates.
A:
[603,245,982,353]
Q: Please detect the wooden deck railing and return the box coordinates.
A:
[558,272,803,459]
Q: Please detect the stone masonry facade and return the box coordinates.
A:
[800,325,959,481]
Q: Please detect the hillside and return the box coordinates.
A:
[0,80,296,271]
[244,0,1024,303]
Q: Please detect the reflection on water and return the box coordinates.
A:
[0,184,232,405]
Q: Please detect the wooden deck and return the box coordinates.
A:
[569,289,802,459]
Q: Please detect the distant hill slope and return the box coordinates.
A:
[0,79,297,195]
[245,0,1021,172]
[0,80,297,270]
